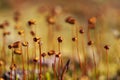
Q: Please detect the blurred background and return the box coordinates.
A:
[0,0,120,29]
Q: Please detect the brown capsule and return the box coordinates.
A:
[14,11,21,22]
[47,16,55,24]
[18,30,24,35]
[30,30,36,36]
[8,44,13,49]
[10,64,17,70]
[28,19,35,26]
[88,40,93,46]
[14,24,21,29]
[33,37,40,42]
[55,52,61,58]
[14,49,22,55]
[22,42,28,46]
[12,41,21,48]
[57,36,62,43]
[0,24,4,29]
[88,17,96,24]
[3,20,9,27]
[65,16,76,24]
[41,53,46,57]
[88,17,96,29]
[3,31,10,36]
[14,11,21,17]
[79,29,84,34]
[72,37,77,42]
[0,60,4,66]
[104,45,109,50]
[33,57,39,63]
[48,50,55,56]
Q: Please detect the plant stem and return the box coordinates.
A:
[10,70,12,80]
[33,42,36,79]
[81,34,87,75]
[26,45,29,79]
[10,48,15,80]
[71,25,77,79]
[53,57,57,80]
[2,29,6,71]
[21,45,26,80]
[75,24,82,71]
[38,41,42,80]
[106,50,109,80]
[92,46,97,80]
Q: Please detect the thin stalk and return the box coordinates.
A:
[75,24,82,71]
[57,42,60,74]
[38,41,42,80]
[10,70,12,80]
[34,42,36,58]
[10,48,14,80]
[33,42,36,79]
[106,50,109,80]
[58,57,63,80]
[26,45,29,79]
[11,48,14,64]
[2,29,6,71]
[42,57,45,79]
[14,70,17,80]
[58,42,60,53]
[33,63,37,80]
[58,58,60,79]
[96,30,102,63]
[0,66,2,77]
[20,34,26,80]
[60,59,64,80]
[91,46,97,80]
[21,46,26,80]
[57,41,63,79]
[71,25,76,79]
[61,59,70,80]
[53,57,57,80]
[81,35,87,75]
